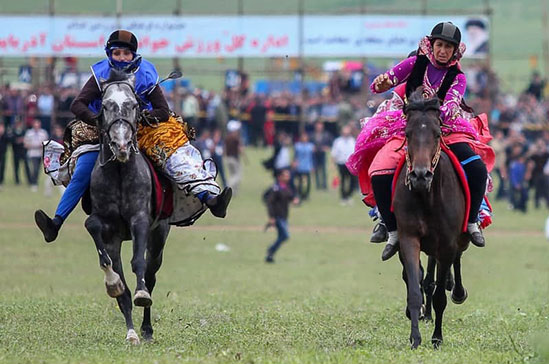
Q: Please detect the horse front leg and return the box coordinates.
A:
[431,253,454,348]
[403,261,425,321]
[141,223,170,342]
[130,212,152,308]
[399,236,422,349]
[85,215,124,297]
[451,251,468,304]
[422,256,436,322]
[104,239,139,345]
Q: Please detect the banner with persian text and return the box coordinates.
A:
[0,15,489,58]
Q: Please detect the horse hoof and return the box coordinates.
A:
[409,338,421,350]
[141,326,154,342]
[126,329,140,345]
[432,337,443,349]
[133,290,152,307]
[103,266,125,297]
[451,287,468,304]
[141,332,154,343]
[105,278,125,298]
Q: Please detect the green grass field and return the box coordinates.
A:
[0,147,548,364]
[0,0,545,93]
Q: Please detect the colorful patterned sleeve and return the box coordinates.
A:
[440,73,467,122]
[370,56,417,94]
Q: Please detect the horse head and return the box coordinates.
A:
[403,87,442,191]
[100,69,140,163]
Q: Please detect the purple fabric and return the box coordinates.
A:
[347,49,478,176]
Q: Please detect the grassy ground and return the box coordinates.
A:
[0,147,548,364]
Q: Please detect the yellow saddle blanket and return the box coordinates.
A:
[137,114,191,168]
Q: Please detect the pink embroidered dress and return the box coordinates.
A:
[346,37,494,206]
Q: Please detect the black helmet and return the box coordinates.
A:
[430,22,461,46]
[106,30,138,52]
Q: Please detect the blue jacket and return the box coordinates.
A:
[88,58,159,114]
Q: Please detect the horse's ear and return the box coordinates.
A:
[127,73,136,87]
[408,86,424,103]
[99,78,108,92]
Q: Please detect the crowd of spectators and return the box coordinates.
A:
[2,64,549,212]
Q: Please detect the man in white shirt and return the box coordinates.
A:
[331,124,356,204]
[24,119,49,192]
[182,90,199,131]
[37,88,54,134]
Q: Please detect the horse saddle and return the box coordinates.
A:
[79,161,173,219]
[144,157,207,227]
[81,157,207,227]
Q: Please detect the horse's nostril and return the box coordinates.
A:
[411,168,429,180]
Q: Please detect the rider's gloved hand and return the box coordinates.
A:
[373,74,393,92]
[140,109,159,126]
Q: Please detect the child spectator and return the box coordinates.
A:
[264,168,299,263]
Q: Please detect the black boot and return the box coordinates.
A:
[467,223,485,247]
[470,232,485,247]
[370,222,388,243]
[381,242,399,261]
[206,187,233,218]
[34,210,61,243]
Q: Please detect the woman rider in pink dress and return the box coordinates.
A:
[346,22,494,261]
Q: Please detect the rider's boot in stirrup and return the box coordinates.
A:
[381,231,399,261]
[206,187,233,218]
[370,222,388,243]
[467,222,485,247]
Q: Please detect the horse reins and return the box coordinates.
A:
[402,115,447,191]
[404,139,442,191]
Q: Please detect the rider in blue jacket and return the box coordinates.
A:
[35,30,170,242]
[34,30,231,243]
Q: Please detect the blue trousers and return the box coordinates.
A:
[55,151,99,221]
[267,218,289,257]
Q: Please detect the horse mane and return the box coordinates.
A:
[404,87,440,115]
[105,68,131,84]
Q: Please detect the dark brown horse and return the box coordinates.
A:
[393,88,470,349]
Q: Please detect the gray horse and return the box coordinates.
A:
[85,69,170,344]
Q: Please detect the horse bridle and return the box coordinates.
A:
[98,81,141,166]
[401,109,447,191]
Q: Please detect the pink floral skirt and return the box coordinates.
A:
[346,110,494,207]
